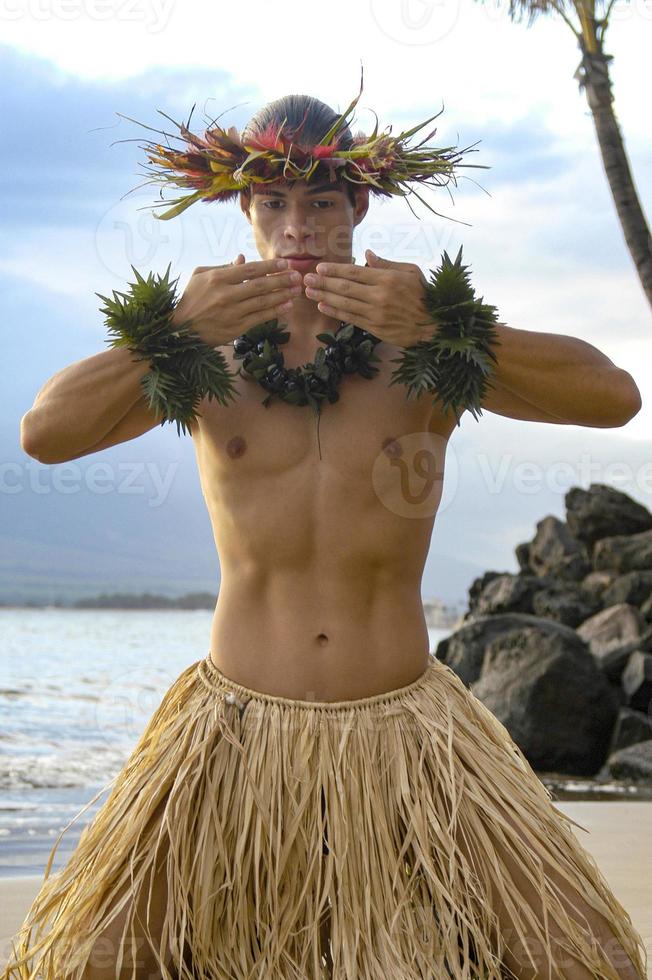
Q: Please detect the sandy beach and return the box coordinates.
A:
[1,801,651,975]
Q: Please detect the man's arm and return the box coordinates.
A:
[21,347,164,464]
[478,322,642,427]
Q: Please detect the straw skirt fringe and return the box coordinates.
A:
[1,653,647,980]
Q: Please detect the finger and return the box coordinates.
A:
[235,271,301,304]
[192,258,253,274]
[193,263,233,274]
[214,258,290,282]
[305,275,371,303]
[238,283,300,318]
[313,298,372,327]
[304,286,370,319]
[237,254,278,285]
[313,261,384,284]
[240,297,297,330]
[313,302,368,328]
[235,262,302,288]
[306,265,382,301]
[236,258,293,280]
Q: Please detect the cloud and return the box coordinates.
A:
[0,43,252,228]
[1,23,650,606]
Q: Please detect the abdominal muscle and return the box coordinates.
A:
[196,339,450,703]
[208,566,432,702]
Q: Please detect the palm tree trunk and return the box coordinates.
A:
[574,35,652,309]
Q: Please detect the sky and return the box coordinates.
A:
[1,0,651,606]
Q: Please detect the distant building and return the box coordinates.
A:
[422,597,465,630]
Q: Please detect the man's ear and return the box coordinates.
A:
[353,186,370,227]
[239,190,251,221]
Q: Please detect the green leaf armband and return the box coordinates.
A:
[97,263,240,437]
[388,245,501,424]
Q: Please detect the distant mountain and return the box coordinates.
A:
[0,591,218,609]
[2,434,481,609]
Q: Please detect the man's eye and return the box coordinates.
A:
[262,201,333,209]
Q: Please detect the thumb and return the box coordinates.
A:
[233,253,245,264]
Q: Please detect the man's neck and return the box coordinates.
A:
[277,311,342,353]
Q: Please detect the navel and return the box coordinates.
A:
[226,435,247,459]
[315,633,329,646]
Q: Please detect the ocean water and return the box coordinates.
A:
[0,608,451,878]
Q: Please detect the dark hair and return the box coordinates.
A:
[240,94,360,208]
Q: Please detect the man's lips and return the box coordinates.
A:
[283,256,321,272]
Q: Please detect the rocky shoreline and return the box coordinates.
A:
[434,483,652,800]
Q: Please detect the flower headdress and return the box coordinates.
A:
[115,64,487,222]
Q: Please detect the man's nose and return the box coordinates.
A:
[282,213,316,233]
[279,221,319,245]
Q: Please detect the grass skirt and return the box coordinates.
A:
[2,652,647,979]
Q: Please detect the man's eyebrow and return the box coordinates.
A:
[253,182,345,198]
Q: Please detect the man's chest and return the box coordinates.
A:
[193,343,456,484]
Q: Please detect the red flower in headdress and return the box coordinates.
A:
[245,123,290,154]
[311,144,338,159]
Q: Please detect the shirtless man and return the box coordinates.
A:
[18,176,644,979]
[19,177,641,703]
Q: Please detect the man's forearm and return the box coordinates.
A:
[488,321,642,426]
[21,347,153,462]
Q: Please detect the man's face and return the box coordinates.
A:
[240,178,369,270]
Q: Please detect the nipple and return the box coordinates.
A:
[226,435,247,458]
[382,436,403,458]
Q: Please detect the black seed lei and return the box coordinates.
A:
[232,319,383,460]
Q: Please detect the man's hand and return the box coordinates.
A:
[302,249,437,347]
